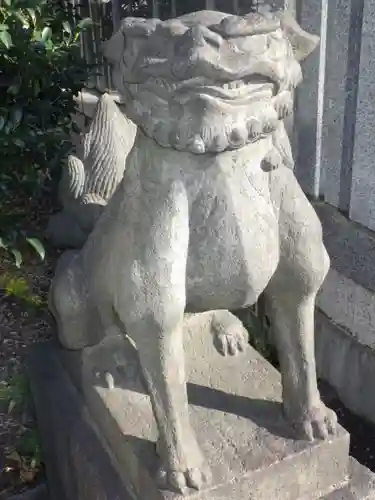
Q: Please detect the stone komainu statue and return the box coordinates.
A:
[49,10,337,494]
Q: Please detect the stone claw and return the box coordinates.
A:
[212,311,249,357]
[157,466,211,493]
[285,402,338,442]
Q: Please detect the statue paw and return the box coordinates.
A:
[211,311,249,356]
[157,465,212,493]
[155,435,212,493]
[285,401,338,441]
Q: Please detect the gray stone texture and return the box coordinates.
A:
[320,0,352,209]
[297,202,375,424]
[29,332,375,500]
[76,315,349,500]
[349,0,375,231]
[297,0,375,229]
[315,310,375,429]
[28,319,349,500]
[46,93,136,248]
[49,10,339,495]
[294,0,364,210]
[314,202,375,350]
[314,202,375,294]
[293,0,325,197]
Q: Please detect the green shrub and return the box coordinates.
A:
[0,0,93,197]
[0,0,93,266]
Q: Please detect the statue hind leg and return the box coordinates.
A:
[265,168,337,440]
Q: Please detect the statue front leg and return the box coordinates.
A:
[116,179,211,493]
[265,168,337,440]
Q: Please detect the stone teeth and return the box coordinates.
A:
[222,80,244,90]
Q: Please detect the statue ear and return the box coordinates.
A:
[280,11,319,62]
[102,29,125,65]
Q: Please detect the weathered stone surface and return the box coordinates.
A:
[49,9,338,494]
[349,0,375,231]
[29,340,130,500]
[46,93,136,248]
[103,10,316,157]
[76,313,350,500]
[312,202,375,419]
[328,458,375,500]
[315,310,375,427]
[29,314,352,500]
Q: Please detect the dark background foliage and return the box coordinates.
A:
[0,0,92,198]
[0,0,93,264]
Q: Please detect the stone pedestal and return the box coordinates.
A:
[29,313,375,500]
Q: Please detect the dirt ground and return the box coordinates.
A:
[0,196,60,498]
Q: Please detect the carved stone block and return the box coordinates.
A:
[29,315,375,500]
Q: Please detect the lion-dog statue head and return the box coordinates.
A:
[103,10,318,158]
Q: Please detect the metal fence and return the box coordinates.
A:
[79,0,281,92]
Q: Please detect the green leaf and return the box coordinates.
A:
[25,237,45,261]
[8,83,20,95]
[10,107,23,129]
[0,24,9,30]
[32,29,41,41]
[33,80,40,96]
[26,8,36,25]
[77,17,93,30]
[4,0,12,6]
[4,276,29,299]
[0,30,12,49]
[10,248,23,268]
[43,38,53,50]
[0,115,5,131]
[0,236,8,250]
[16,429,41,464]
[41,26,52,42]
[14,11,29,27]
[8,399,16,413]
[62,21,72,36]
[13,138,25,148]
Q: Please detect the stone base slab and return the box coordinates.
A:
[28,312,359,500]
[315,309,375,427]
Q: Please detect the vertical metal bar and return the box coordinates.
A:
[170,0,177,18]
[205,0,216,9]
[112,0,121,32]
[104,1,114,91]
[85,0,97,89]
[152,0,160,17]
[233,0,239,14]
[96,1,107,91]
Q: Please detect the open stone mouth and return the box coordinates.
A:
[175,79,275,104]
[195,81,274,100]
[144,75,275,101]
[131,75,275,103]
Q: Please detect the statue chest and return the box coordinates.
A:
[185,159,280,310]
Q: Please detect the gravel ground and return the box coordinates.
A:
[0,255,57,498]
[0,196,60,498]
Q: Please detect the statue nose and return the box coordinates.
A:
[188,25,222,49]
[191,25,208,46]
